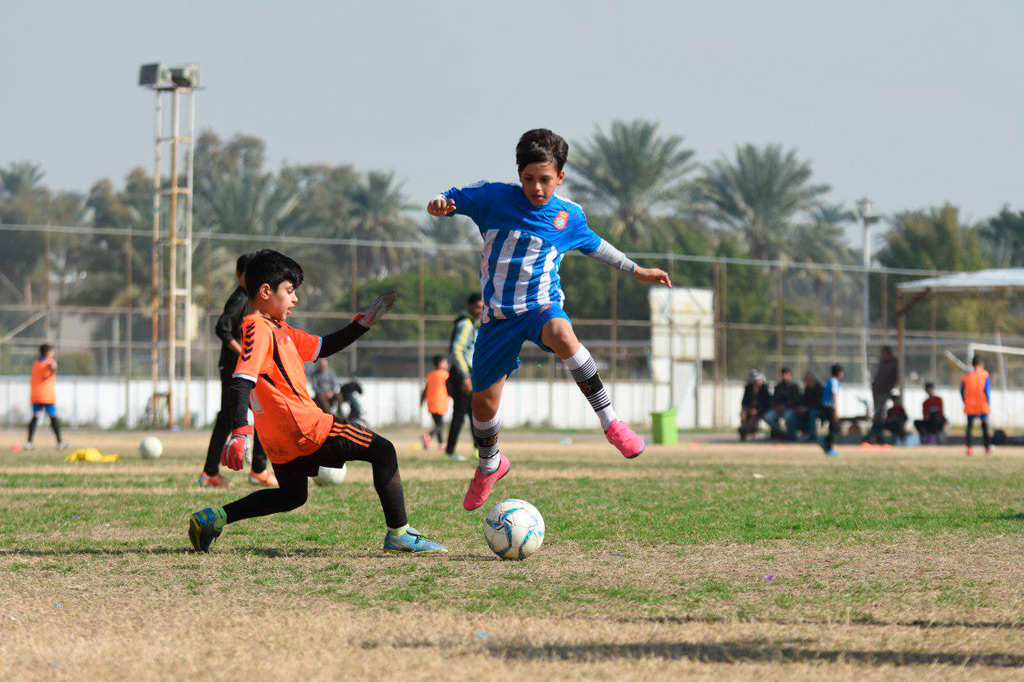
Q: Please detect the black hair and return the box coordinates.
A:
[516,129,569,173]
[39,344,53,357]
[467,292,482,305]
[925,381,935,391]
[831,363,843,377]
[432,355,446,367]
[972,355,983,366]
[881,345,893,355]
[236,252,253,276]
[244,250,304,299]
[780,367,792,375]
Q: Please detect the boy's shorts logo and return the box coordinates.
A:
[553,210,569,230]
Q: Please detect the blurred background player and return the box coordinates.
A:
[200,253,274,488]
[420,356,452,455]
[428,128,672,511]
[445,293,482,459]
[914,382,946,444]
[820,364,844,457]
[188,250,445,554]
[25,344,67,450]
[311,358,339,414]
[961,356,991,456]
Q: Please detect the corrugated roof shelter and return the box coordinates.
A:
[897,268,1024,295]
[894,269,1024,392]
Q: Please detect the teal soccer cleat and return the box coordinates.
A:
[383,527,448,553]
[189,507,226,553]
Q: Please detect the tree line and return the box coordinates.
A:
[2,120,1023,374]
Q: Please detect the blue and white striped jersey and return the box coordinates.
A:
[440,182,601,323]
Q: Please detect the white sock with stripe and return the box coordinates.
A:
[562,345,618,431]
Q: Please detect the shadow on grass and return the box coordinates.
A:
[634,614,1024,631]
[0,548,190,556]
[487,638,1024,668]
[980,512,1024,521]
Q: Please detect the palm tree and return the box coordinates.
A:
[346,170,417,274]
[197,168,299,236]
[567,120,695,244]
[0,161,46,199]
[981,208,1024,268]
[692,144,830,261]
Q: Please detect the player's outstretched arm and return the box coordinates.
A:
[426,195,456,216]
[319,292,398,358]
[585,239,673,288]
[633,265,672,287]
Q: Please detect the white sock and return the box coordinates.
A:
[562,346,618,430]
[472,414,501,473]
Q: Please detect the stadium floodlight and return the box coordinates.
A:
[138,63,200,90]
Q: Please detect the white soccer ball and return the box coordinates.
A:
[484,499,545,560]
[314,464,347,486]
[139,436,163,460]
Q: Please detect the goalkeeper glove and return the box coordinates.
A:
[221,425,253,471]
[354,291,397,328]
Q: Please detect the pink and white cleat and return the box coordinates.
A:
[606,419,645,459]
[463,454,510,511]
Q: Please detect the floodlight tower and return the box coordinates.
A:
[139,63,200,427]
[856,197,881,385]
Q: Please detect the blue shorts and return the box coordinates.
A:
[472,305,571,391]
[32,403,56,417]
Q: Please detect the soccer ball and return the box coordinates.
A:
[314,464,347,486]
[139,436,163,460]
[484,499,545,560]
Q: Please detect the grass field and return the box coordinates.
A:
[3,428,1024,680]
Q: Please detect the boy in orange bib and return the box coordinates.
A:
[961,355,991,456]
[420,356,451,454]
[25,344,67,450]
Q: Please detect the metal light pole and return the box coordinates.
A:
[857,197,880,385]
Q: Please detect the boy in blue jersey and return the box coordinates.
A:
[427,129,672,510]
[820,364,844,457]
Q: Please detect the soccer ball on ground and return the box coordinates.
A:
[139,436,163,460]
[484,499,545,560]
[314,464,347,486]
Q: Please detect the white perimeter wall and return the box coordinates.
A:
[1,375,1021,431]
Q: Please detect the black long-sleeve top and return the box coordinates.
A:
[215,287,249,371]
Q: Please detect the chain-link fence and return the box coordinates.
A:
[2,222,1022,402]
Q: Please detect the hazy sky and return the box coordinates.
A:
[2,1,1022,233]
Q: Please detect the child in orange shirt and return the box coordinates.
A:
[421,356,451,454]
[26,344,67,450]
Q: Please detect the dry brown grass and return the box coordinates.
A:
[3,428,1024,680]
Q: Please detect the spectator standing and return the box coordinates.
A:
[869,346,899,442]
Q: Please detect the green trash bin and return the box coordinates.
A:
[650,409,678,446]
